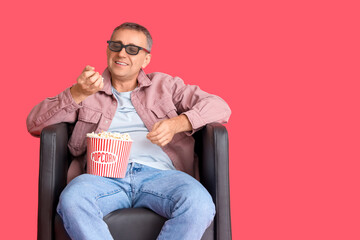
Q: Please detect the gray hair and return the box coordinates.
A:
[111,22,153,52]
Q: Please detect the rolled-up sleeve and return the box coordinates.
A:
[171,76,231,135]
[26,87,81,137]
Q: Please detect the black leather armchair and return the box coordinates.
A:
[38,122,231,240]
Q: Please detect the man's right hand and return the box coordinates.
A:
[70,65,105,104]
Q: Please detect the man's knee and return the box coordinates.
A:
[188,187,215,221]
[172,179,216,222]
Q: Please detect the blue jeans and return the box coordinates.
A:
[57,162,215,240]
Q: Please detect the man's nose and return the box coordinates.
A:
[118,47,127,57]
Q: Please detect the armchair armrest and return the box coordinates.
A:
[38,123,70,240]
[195,122,232,240]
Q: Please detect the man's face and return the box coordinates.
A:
[107,29,151,81]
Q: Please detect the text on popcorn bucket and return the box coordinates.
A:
[91,151,118,164]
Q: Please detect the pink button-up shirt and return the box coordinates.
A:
[27,68,231,180]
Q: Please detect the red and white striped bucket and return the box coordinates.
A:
[86,137,132,178]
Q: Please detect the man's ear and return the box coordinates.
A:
[142,54,152,69]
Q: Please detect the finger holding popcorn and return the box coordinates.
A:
[92,75,104,89]
[70,65,104,104]
[88,71,100,84]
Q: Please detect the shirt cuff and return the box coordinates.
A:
[181,110,206,136]
[59,87,83,112]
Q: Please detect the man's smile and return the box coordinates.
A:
[115,61,129,66]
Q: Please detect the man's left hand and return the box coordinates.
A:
[147,115,192,147]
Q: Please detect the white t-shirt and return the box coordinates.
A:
[107,87,175,171]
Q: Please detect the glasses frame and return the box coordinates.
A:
[107,41,150,55]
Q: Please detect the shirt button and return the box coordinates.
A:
[105,120,109,124]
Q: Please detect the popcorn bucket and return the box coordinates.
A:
[86,136,132,178]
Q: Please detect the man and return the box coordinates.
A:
[27,22,231,240]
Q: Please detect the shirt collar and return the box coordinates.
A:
[137,68,152,88]
[101,68,151,95]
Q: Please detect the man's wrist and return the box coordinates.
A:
[174,114,192,133]
[70,85,87,104]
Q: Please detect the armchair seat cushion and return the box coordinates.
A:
[55,208,166,240]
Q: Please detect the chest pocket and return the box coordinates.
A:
[68,107,102,155]
[78,107,102,123]
[151,99,178,120]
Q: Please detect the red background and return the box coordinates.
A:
[1,0,359,239]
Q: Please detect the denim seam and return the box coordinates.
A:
[139,189,179,218]
[138,190,215,220]
[139,188,176,204]
[94,188,125,201]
